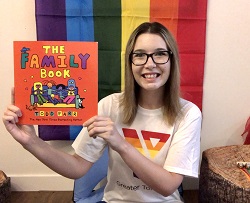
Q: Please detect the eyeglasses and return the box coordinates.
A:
[130,50,172,66]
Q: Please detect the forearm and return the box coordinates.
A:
[23,136,92,179]
[118,141,183,196]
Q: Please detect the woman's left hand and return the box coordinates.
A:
[83,116,125,151]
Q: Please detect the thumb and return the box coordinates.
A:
[11,87,15,105]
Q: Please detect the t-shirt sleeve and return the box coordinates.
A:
[164,103,202,178]
[72,127,107,163]
[71,95,112,162]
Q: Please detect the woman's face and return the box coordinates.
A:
[131,33,171,93]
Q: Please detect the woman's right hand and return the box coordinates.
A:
[2,105,36,147]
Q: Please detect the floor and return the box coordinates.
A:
[10,190,198,203]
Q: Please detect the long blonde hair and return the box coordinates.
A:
[120,22,182,126]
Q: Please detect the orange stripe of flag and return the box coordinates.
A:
[150,0,179,37]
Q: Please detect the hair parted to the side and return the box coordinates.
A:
[120,22,182,126]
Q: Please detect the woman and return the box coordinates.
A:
[3,22,202,202]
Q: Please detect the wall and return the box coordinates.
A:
[0,0,249,191]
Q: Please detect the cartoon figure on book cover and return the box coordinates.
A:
[29,79,84,109]
[44,80,59,105]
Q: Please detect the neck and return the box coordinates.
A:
[138,89,164,109]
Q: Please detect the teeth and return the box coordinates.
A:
[144,74,157,79]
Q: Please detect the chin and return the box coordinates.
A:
[143,85,160,91]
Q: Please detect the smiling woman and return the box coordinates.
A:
[130,33,172,105]
[122,22,182,125]
[71,22,202,202]
[3,22,202,203]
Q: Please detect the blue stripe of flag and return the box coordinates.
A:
[65,0,94,41]
[65,0,94,139]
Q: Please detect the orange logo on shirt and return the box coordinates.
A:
[122,128,170,158]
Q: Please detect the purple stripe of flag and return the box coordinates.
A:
[35,0,67,41]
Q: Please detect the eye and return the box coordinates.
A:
[154,51,167,56]
[133,53,146,58]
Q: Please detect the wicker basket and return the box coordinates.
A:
[199,145,250,203]
[0,170,11,203]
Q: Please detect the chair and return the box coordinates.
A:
[73,147,109,203]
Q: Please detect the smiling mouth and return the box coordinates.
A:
[142,73,160,79]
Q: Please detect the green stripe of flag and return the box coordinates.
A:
[93,0,122,100]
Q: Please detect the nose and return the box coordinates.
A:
[145,55,156,68]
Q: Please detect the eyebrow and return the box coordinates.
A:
[133,48,168,53]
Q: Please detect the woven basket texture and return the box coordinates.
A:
[0,170,11,203]
[199,145,250,203]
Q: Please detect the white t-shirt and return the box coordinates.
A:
[72,93,202,203]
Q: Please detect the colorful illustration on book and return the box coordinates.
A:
[14,41,98,125]
[27,79,85,109]
[21,47,87,109]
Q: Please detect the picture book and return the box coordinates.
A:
[14,41,98,125]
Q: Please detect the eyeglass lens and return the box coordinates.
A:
[131,51,171,66]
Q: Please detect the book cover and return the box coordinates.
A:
[14,41,98,125]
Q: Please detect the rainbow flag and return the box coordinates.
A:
[35,0,207,140]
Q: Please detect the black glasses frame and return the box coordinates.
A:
[130,50,173,66]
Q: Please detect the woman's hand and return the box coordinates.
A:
[83,116,126,152]
[2,105,36,147]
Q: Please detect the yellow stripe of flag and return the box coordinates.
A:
[121,0,150,90]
